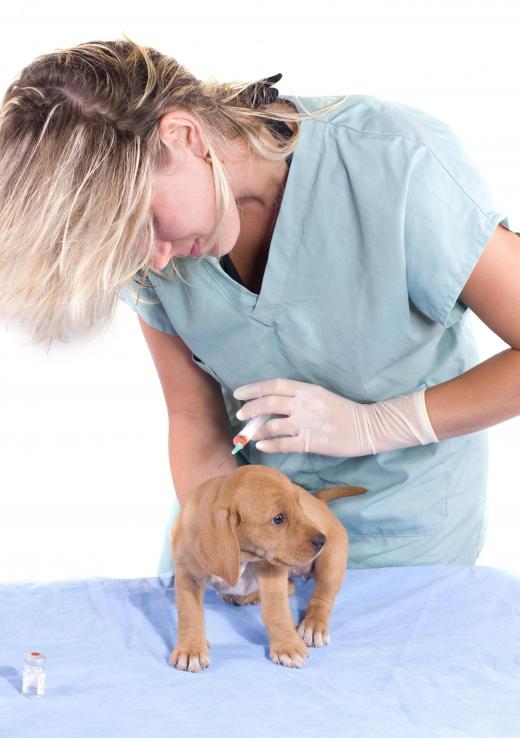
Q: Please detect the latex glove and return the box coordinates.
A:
[233,379,439,457]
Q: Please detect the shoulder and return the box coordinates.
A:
[301,93,495,207]
[297,93,462,159]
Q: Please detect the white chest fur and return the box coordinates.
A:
[208,560,314,597]
[208,560,257,596]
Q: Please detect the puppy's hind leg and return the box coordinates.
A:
[221,576,296,606]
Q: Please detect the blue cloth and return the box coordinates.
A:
[119,93,519,570]
[1,565,519,737]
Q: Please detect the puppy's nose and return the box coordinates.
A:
[311,533,326,551]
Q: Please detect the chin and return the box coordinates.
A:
[209,210,240,259]
[212,238,237,259]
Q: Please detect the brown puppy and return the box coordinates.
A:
[169,464,366,672]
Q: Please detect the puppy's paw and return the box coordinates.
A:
[270,635,309,668]
[297,615,330,647]
[169,641,211,672]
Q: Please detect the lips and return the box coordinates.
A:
[190,238,202,257]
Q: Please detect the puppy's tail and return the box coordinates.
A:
[314,485,367,504]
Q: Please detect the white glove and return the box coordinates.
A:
[233,379,438,457]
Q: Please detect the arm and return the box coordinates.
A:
[137,316,238,506]
[425,224,520,440]
[168,411,238,507]
[425,348,520,441]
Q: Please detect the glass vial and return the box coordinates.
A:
[22,651,46,697]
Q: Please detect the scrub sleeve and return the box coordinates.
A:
[119,93,519,573]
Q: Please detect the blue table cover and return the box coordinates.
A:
[1,565,519,737]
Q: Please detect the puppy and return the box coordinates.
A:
[169,464,366,671]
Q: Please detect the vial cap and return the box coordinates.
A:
[25,651,46,666]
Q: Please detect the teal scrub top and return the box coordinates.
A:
[119,93,518,570]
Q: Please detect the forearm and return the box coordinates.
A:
[168,410,238,506]
[425,348,520,441]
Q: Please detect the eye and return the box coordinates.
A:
[271,513,286,526]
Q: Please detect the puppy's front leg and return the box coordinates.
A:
[255,562,309,668]
[169,566,210,672]
[297,521,348,647]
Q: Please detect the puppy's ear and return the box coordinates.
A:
[194,504,241,588]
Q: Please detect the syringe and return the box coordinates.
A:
[231,413,271,454]
[215,413,273,470]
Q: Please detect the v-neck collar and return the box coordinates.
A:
[201,95,327,327]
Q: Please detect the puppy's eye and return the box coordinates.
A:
[271,513,286,526]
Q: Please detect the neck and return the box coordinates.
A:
[235,158,289,211]
[217,100,296,210]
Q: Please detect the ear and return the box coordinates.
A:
[157,110,206,160]
[194,504,242,588]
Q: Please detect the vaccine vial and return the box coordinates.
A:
[22,651,46,697]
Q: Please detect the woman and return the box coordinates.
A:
[1,38,519,576]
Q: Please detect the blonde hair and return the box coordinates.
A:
[0,37,348,349]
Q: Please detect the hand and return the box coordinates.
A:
[233,378,439,457]
[233,378,372,456]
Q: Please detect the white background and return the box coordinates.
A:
[1,0,519,584]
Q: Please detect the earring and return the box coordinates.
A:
[204,151,224,166]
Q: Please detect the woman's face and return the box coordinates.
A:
[149,111,241,270]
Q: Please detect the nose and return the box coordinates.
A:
[311,533,326,551]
